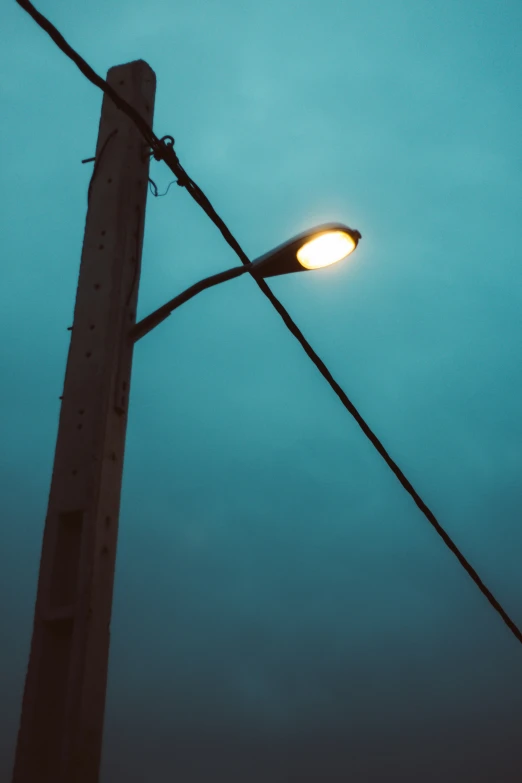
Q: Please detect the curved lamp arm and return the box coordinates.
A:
[130,222,361,343]
[130,263,252,343]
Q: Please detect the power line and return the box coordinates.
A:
[15,0,522,647]
[15,1,158,150]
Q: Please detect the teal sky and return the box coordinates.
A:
[1,1,522,780]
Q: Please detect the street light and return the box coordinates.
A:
[12,49,364,782]
[131,223,362,343]
[250,222,361,278]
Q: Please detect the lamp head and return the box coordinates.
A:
[250,223,361,279]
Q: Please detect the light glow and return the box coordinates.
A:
[296,230,357,270]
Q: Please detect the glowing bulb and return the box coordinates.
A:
[296,230,357,270]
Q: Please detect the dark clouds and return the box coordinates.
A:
[2,0,522,781]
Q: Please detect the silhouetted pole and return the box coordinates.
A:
[12,60,156,783]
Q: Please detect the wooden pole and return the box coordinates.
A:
[12,59,156,783]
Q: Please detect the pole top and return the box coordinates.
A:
[107,59,156,84]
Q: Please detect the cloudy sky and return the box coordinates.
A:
[2,0,522,780]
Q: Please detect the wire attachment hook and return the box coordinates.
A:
[148,135,190,189]
[150,134,176,161]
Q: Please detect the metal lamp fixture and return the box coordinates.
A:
[250,223,362,278]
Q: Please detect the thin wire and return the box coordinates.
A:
[87,128,118,204]
[148,177,178,198]
[16,0,522,647]
[125,203,142,307]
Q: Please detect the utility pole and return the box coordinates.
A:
[12,60,156,783]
